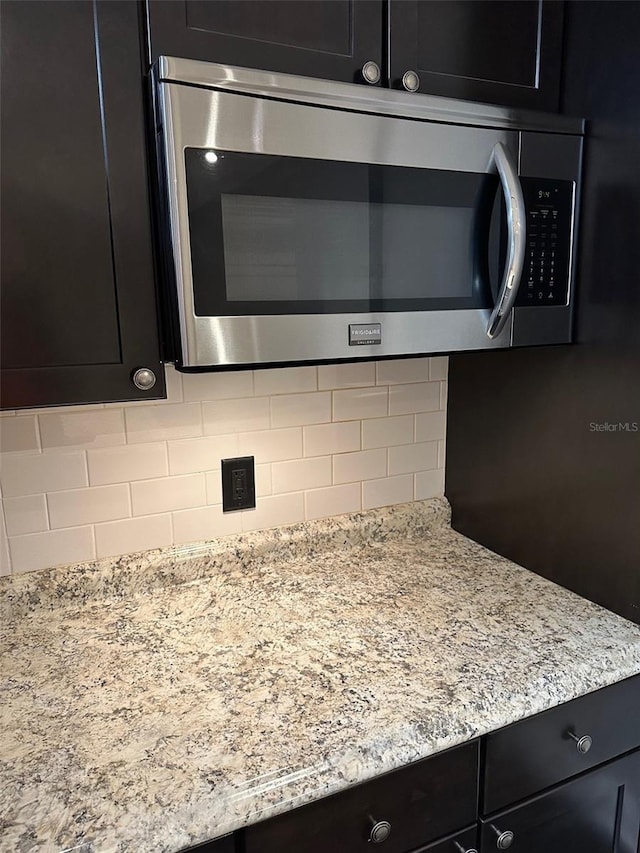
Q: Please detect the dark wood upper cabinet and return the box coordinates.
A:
[0,0,165,409]
[146,0,565,110]
[388,0,564,110]
[145,0,383,85]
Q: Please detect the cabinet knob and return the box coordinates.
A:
[490,824,514,850]
[568,730,593,754]
[454,842,478,853]
[362,60,381,84]
[132,367,157,391]
[368,818,391,843]
[401,69,420,92]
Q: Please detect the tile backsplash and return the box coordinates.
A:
[0,358,447,575]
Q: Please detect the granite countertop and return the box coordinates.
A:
[2,497,640,853]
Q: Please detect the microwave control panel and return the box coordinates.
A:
[517,178,575,307]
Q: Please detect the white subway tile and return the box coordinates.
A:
[172,504,242,544]
[415,468,445,500]
[0,416,40,453]
[95,514,172,559]
[164,364,184,403]
[182,370,253,402]
[415,411,447,442]
[21,404,104,415]
[376,358,430,385]
[168,434,238,475]
[389,382,440,416]
[333,448,387,485]
[238,428,302,463]
[254,366,317,396]
[10,526,95,573]
[303,421,361,457]
[3,495,49,536]
[0,505,11,575]
[241,492,304,532]
[305,483,361,521]
[131,474,206,516]
[440,380,449,410]
[125,403,202,444]
[430,356,449,381]
[39,408,125,450]
[318,362,375,390]
[0,411,16,417]
[362,474,413,510]
[255,463,272,497]
[205,470,222,505]
[272,457,331,494]
[0,452,87,497]
[388,441,439,476]
[203,398,270,436]
[438,439,446,469]
[87,443,167,486]
[333,387,388,421]
[271,392,331,428]
[48,485,130,529]
[362,415,413,449]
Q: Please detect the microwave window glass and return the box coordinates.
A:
[221,195,475,303]
[185,148,497,315]
[221,195,371,302]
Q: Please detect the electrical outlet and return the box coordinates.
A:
[221,456,256,512]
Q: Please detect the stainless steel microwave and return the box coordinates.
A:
[153,58,584,370]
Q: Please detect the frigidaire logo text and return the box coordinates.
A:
[349,323,382,346]
[589,422,639,432]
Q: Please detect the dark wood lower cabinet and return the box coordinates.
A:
[243,741,478,853]
[415,824,478,853]
[481,750,640,853]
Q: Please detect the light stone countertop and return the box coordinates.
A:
[2,497,640,853]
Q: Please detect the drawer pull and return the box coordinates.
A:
[568,731,593,754]
[454,842,478,853]
[490,824,514,849]
[368,818,392,844]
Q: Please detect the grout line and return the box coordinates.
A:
[43,492,52,531]
[0,500,12,574]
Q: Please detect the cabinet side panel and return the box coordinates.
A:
[446,0,640,624]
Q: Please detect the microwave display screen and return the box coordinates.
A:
[185,149,499,316]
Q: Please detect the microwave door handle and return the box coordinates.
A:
[486,142,526,339]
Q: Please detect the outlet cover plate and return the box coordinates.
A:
[221,456,256,512]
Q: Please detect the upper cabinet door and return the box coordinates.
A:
[0,1,165,409]
[146,0,383,85]
[388,0,565,110]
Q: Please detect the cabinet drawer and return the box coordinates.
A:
[244,741,479,853]
[483,675,640,813]
[480,749,640,853]
[414,825,478,853]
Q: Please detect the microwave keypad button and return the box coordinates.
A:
[516,178,573,308]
